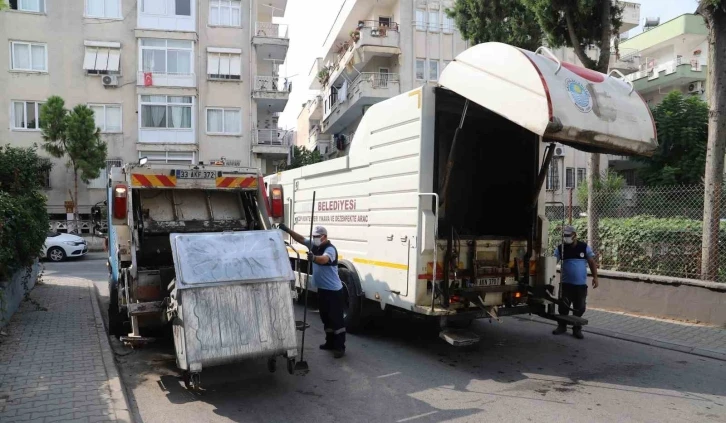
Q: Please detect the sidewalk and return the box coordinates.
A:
[0,277,131,423]
[522,308,726,361]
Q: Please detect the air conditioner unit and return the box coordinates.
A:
[102,75,119,87]
[553,144,566,157]
[687,81,703,94]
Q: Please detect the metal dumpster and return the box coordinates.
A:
[167,230,298,389]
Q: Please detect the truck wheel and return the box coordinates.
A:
[338,268,363,333]
[108,285,124,337]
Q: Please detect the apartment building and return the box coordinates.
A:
[609,13,708,186]
[297,0,469,156]
[0,0,289,229]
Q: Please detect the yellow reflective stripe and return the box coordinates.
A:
[353,257,408,270]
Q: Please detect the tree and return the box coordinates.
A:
[40,96,107,232]
[635,91,708,186]
[0,145,50,279]
[446,0,543,51]
[280,146,323,171]
[698,0,726,280]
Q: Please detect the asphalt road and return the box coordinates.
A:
[45,256,726,423]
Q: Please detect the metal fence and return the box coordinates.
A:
[546,185,726,282]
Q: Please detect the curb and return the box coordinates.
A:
[515,316,726,363]
[87,280,134,423]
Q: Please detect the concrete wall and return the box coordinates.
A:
[584,270,726,327]
[0,262,39,329]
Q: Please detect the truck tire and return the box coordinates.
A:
[108,282,124,337]
[338,268,363,333]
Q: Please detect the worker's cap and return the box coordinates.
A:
[563,225,576,236]
[312,226,328,237]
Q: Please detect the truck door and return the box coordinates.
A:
[379,229,412,297]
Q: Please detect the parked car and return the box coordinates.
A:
[43,232,88,262]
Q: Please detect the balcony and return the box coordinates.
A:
[619,1,640,33]
[252,129,291,159]
[252,22,290,61]
[625,57,707,94]
[308,125,332,154]
[321,72,399,134]
[137,71,196,88]
[314,21,401,91]
[252,76,290,113]
[609,48,641,75]
[137,0,196,32]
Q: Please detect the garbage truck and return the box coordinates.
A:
[265,42,658,346]
[104,161,301,389]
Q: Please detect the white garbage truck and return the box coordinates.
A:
[265,42,658,345]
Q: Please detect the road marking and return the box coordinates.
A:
[397,411,438,422]
[376,371,401,379]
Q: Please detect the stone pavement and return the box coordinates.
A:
[522,308,726,361]
[0,276,131,423]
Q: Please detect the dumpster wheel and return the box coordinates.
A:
[267,357,277,373]
[287,358,295,375]
[182,371,202,392]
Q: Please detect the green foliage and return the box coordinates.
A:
[576,171,625,214]
[0,146,50,280]
[635,91,708,186]
[548,216,725,281]
[281,146,323,171]
[65,105,107,183]
[0,0,8,10]
[446,0,543,51]
[521,0,623,71]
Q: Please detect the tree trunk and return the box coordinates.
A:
[73,168,80,235]
[587,153,600,255]
[700,6,726,281]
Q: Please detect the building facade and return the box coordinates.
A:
[609,13,708,186]
[0,0,289,229]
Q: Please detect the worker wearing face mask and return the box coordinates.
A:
[552,225,599,339]
[278,224,346,358]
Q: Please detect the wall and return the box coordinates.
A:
[584,270,726,327]
[0,262,39,329]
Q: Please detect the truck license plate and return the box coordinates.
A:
[175,170,216,179]
[477,278,500,286]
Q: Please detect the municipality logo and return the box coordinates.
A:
[566,79,593,113]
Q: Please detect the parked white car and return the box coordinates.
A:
[43,232,88,262]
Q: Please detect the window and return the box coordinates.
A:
[11,100,44,130]
[140,39,193,75]
[175,0,191,16]
[546,161,560,191]
[429,60,439,80]
[428,11,439,32]
[209,0,241,27]
[10,41,47,72]
[83,45,121,75]
[89,104,122,133]
[140,0,166,14]
[577,168,586,185]
[139,151,195,164]
[206,108,241,135]
[415,9,426,31]
[415,59,425,80]
[140,96,193,129]
[207,50,241,80]
[620,169,636,186]
[9,0,45,13]
[88,159,122,189]
[565,167,575,189]
[38,158,51,189]
[378,16,391,27]
[86,0,121,19]
[443,15,454,34]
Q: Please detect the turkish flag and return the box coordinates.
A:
[143,72,153,87]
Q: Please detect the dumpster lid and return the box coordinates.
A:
[438,42,658,156]
[170,230,294,289]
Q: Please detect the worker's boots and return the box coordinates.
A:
[572,327,584,339]
[552,325,567,335]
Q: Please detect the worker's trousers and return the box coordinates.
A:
[558,284,588,329]
[318,287,346,351]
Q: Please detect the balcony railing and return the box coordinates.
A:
[254,76,292,93]
[625,57,706,82]
[355,20,400,32]
[351,72,400,90]
[254,129,292,146]
[137,71,196,88]
[255,22,289,39]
